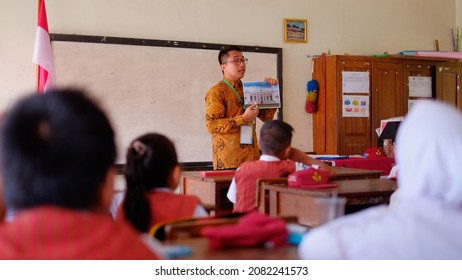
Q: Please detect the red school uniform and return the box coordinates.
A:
[0,206,159,260]
[234,160,296,213]
[117,191,202,230]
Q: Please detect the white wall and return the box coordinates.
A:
[0,0,455,153]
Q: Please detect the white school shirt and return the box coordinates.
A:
[226,155,307,204]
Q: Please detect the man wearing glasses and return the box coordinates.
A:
[205,46,278,170]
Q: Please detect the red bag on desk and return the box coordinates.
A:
[364,147,386,158]
[201,211,288,249]
[287,168,336,189]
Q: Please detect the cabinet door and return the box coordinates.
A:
[403,62,436,106]
[337,58,372,155]
[403,63,435,97]
[372,62,403,147]
[437,64,462,110]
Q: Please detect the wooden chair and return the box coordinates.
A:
[255,178,288,214]
[256,178,344,227]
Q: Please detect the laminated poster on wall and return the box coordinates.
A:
[342,95,369,117]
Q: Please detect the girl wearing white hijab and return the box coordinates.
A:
[298,100,462,259]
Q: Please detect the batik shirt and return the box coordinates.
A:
[205,78,276,170]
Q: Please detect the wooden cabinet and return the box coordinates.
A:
[313,56,372,155]
[312,55,458,155]
[334,56,372,155]
[436,62,462,110]
[371,61,404,147]
[313,55,404,155]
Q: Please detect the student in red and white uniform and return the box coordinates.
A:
[0,89,159,259]
[115,133,208,233]
[227,120,334,213]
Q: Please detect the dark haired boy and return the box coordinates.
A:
[228,120,333,213]
[0,89,159,259]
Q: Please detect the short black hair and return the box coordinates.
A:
[259,120,294,156]
[218,45,243,65]
[1,88,116,211]
[123,133,179,232]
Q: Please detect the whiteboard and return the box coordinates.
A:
[51,34,282,165]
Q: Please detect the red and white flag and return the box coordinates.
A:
[33,0,55,92]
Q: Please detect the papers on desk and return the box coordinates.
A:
[377,116,404,137]
[314,155,349,160]
[387,165,399,180]
[200,170,235,178]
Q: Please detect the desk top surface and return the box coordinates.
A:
[263,178,397,197]
[332,157,395,175]
[182,166,382,182]
[332,178,397,195]
[331,166,382,179]
[181,171,234,182]
[164,237,299,260]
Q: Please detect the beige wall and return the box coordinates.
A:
[457,0,462,30]
[0,0,455,153]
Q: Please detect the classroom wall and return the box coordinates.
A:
[0,0,456,154]
[457,0,462,32]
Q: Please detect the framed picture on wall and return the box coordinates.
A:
[284,18,307,43]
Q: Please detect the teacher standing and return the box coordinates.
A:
[205,46,278,170]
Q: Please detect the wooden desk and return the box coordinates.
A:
[181,171,234,215]
[258,178,397,227]
[181,167,382,215]
[164,237,299,260]
[331,157,395,176]
[331,166,382,180]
